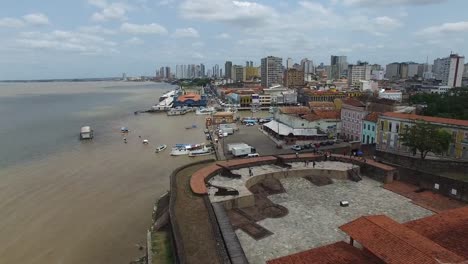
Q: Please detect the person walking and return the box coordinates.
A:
[248,167,253,177]
[313,161,316,168]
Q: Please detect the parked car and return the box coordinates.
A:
[314,143,321,148]
[291,145,302,151]
[327,141,335,145]
[320,142,327,146]
[247,153,260,158]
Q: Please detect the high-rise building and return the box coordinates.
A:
[213,64,220,78]
[330,55,347,80]
[433,54,465,87]
[348,62,371,87]
[249,61,253,67]
[286,58,293,69]
[286,69,305,88]
[165,67,171,79]
[463,63,468,78]
[200,64,205,77]
[231,65,246,82]
[407,63,419,78]
[159,67,165,78]
[261,56,283,88]
[225,61,232,79]
[301,58,314,74]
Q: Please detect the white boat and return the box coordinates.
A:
[196,107,216,115]
[170,148,190,156]
[80,126,93,140]
[142,139,149,144]
[189,146,213,157]
[121,127,129,133]
[155,144,167,153]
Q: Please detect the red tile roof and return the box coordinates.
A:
[382,112,468,127]
[279,106,311,115]
[405,206,468,259]
[342,98,365,107]
[266,241,378,264]
[363,112,380,122]
[312,110,341,119]
[177,93,201,102]
[308,101,336,109]
[340,215,465,264]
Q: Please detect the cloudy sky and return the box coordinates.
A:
[0,0,466,80]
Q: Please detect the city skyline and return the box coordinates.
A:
[1,0,468,80]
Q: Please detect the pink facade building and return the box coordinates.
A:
[341,98,367,141]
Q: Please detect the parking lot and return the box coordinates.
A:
[218,124,351,159]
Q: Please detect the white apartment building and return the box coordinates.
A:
[433,54,465,87]
[371,70,384,80]
[261,56,283,88]
[348,63,371,87]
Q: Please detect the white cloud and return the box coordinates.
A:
[16,30,117,55]
[172,27,199,38]
[88,0,108,8]
[158,0,175,6]
[179,0,276,26]
[215,33,231,39]
[374,16,402,30]
[342,0,446,6]
[191,52,204,59]
[23,13,50,26]
[125,37,144,45]
[120,22,168,34]
[418,21,468,35]
[91,2,130,22]
[78,25,116,35]
[0,17,25,28]
[299,1,334,16]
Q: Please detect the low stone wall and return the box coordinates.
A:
[376,150,468,176]
[221,167,353,210]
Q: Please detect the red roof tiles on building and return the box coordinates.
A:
[405,206,468,259]
[308,101,336,109]
[342,98,365,107]
[340,215,466,264]
[363,112,380,123]
[266,241,378,264]
[312,110,341,119]
[382,112,468,127]
[177,93,201,102]
[279,106,311,115]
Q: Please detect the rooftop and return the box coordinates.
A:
[340,215,465,264]
[363,112,380,123]
[381,112,468,127]
[279,106,310,115]
[176,93,201,102]
[267,241,378,264]
[342,98,365,108]
[405,206,468,259]
[308,101,336,109]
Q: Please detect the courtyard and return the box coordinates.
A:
[234,176,434,264]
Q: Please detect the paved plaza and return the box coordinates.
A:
[235,176,434,264]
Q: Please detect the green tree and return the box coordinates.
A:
[400,122,452,159]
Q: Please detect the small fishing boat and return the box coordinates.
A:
[142,139,149,144]
[121,127,129,133]
[80,126,93,140]
[155,144,167,153]
[185,124,197,129]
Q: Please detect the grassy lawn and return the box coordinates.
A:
[151,231,173,264]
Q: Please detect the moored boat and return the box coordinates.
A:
[155,144,167,153]
[170,148,190,156]
[189,146,213,157]
[80,126,93,140]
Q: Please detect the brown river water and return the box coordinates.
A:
[0,81,209,263]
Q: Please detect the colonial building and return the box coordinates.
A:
[376,112,468,160]
[362,112,379,145]
[341,98,367,141]
[285,68,305,88]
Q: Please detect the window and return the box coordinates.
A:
[381,121,384,130]
[389,122,393,132]
[396,124,400,133]
[372,125,375,131]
